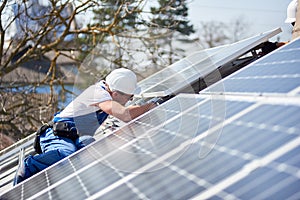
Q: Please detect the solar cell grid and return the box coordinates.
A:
[221,78,300,93]
[137,49,218,94]
[138,28,281,97]
[228,64,300,77]
[221,157,300,200]
[100,106,299,200]
[2,91,300,200]
[207,38,300,95]
[2,33,300,200]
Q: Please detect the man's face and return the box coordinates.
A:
[112,91,133,106]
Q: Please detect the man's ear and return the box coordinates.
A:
[110,91,118,99]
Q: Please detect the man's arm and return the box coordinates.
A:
[97,100,156,122]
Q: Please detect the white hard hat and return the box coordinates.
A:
[285,0,298,23]
[106,68,140,95]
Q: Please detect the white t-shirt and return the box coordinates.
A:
[57,81,112,136]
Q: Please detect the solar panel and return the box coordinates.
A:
[138,28,281,98]
[0,28,281,186]
[2,37,300,199]
[137,46,225,97]
[205,37,300,95]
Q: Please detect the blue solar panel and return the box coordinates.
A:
[208,38,300,95]
[138,28,281,97]
[1,37,300,200]
[221,78,300,93]
[3,94,300,199]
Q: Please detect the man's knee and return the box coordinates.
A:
[75,135,95,149]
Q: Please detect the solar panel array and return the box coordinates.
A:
[206,38,300,95]
[196,37,300,199]
[1,37,300,199]
[0,28,281,194]
[137,28,281,98]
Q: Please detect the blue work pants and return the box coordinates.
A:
[13,128,95,185]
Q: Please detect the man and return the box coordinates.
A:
[260,1,298,55]
[13,68,156,185]
[285,0,298,26]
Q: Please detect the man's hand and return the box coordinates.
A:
[147,97,165,105]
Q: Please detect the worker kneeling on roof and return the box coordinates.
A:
[260,0,298,55]
[13,68,156,185]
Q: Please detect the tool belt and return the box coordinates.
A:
[33,121,53,154]
[53,122,79,141]
[33,121,78,154]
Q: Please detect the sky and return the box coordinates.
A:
[187,0,294,42]
[3,0,294,46]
